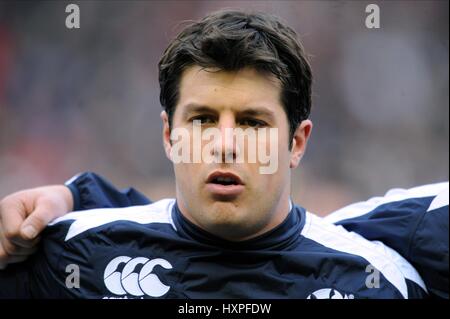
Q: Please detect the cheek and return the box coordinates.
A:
[175,162,197,176]
[252,127,288,175]
[173,163,192,189]
[252,134,290,188]
[174,162,206,192]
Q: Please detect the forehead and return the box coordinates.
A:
[176,65,284,116]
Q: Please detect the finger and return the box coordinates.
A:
[0,198,26,244]
[0,196,42,248]
[20,200,57,241]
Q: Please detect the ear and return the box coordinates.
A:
[290,120,313,169]
[161,111,172,161]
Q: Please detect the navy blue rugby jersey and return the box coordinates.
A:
[0,197,427,298]
[63,172,449,299]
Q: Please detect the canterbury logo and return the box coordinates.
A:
[104,256,173,297]
[307,288,354,299]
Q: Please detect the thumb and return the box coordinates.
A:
[20,202,57,240]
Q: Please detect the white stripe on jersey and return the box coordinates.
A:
[324,182,449,224]
[49,198,176,241]
[427,188,449,212]
[301,212,427,299]
[64,173,83,186]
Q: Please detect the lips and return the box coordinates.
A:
[205,171,245,198]
[206,171,244,186]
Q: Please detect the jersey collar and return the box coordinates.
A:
[172,201,306,250]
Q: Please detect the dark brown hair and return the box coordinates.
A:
[159,9,312,147]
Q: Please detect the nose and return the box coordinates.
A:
[211,114,239,163]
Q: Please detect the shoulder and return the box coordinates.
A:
[301,211,427,298]
[36,198,177,298]
[325,182,448,224]
[48,198,177,241]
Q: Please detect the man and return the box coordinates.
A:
[0,9,438,298]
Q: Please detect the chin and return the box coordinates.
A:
[206,203,246,225]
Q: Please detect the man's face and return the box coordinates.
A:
[161,66,312,241]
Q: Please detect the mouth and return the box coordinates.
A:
[206,171,244,186]
[205,171,245,198]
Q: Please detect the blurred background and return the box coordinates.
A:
[0,0,448,216]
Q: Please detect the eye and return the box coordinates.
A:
[190,115,215,124]
[240,118,268,128]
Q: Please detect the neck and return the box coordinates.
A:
[176,195,292,242]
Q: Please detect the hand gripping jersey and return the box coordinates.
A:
[0,196,427,298]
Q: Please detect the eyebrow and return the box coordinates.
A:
[182,104,217,118]
[181,103,277,122]
[238,108,276,122]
